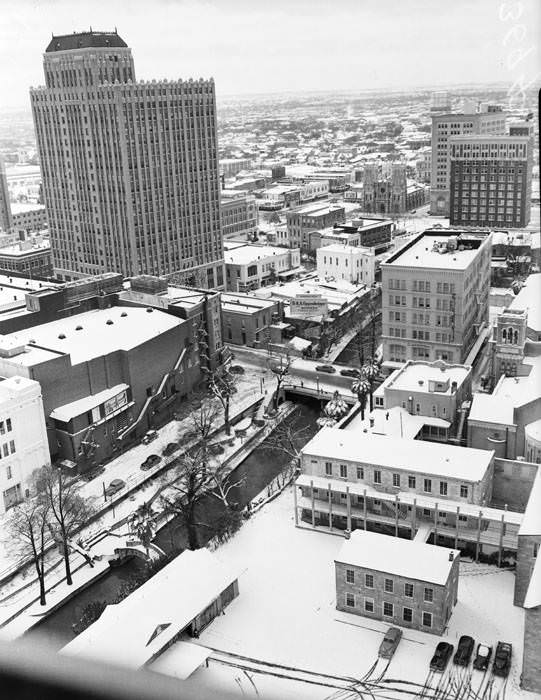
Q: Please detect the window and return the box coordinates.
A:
[373,470,381,484]
[404,583,414,598]
[325,462,332,476]
[364,598,374,613]
[439,481,448,496]
[6,465,12,480]
[357,467,364,479]
[6,419,11,432]
[460,485,468,498]
[365,573,374,588]
[346,569,355,584]
[533,543,539,558]
[0,422,3,435]
[422,612,432,628]
[384,578,394,593]
[383,602,394,617]
[340,464,348,478]
[2,444,8,458]
[403,607,413,623]
[408,476,416,489]
[424,479,432,493]
[392,473,400,488]
[424,587,434,603]
[345,593,355,608]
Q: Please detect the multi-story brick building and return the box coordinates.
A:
[224,243,300,292]
[430,108,506,215]
[221,293,283,348]
[316,217,393,253]
[30,30,224,288]
[335,530,459,635]
[286,202,346,252]
[0,238,53,278]
[220,190,258,240]
[381,230,492,369]
[449,135,533,228]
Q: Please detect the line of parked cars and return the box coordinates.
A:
[430,636,512,676]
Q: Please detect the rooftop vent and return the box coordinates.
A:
[146,307,153,313]
[121,311,127,317]
[449,551,454,561]
[58,333,66,339]
[106,319,114,325]
[75,325,83,331]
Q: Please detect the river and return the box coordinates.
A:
[28,398,320,651]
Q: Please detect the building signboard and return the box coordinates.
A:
[290,293,328,320]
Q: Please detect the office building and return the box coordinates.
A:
[381,230,492,368]
[10,203,47,234]
[30,30,224,287]
[316,244,375,286]
[430,108,506,215]
[450,135,533,228]
[0,376,50,513]
[335,530,459,635]
[315,217,393,253]
[220,190,258,240]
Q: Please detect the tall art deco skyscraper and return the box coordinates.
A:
[30,30,224,287]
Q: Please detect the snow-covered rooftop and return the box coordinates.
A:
[2,307,183,367]
[386,234,487,270]
[335,530,458,586]
[509,273,541,335]
[62,549,237,670]
[50,383,130,423]
[225,244,293,266]
[302,427,493,482]
[342,405,449,439]
[519,469,541,537]
[384,360,471,395]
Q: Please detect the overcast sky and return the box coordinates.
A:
[1,0,539,109]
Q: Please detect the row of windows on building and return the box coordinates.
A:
[321,462,469,497]
[344,569,435,600]
[343,594,434,628]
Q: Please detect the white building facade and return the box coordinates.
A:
[316,243,375,286]
[0,376,49,513]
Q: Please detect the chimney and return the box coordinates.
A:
[449,551,454,561]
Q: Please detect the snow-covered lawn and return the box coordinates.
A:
[153,486,535,700]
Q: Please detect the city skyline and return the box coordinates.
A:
[1,0,540,110]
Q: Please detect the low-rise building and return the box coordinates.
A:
[10,202,47,233]
[221,293,283,348]
[316,243,375,286]
[220,189,258,240]
[224,243,301,292]
[335,530,459,635]
[316,218,393,253]
[219,158,252,178]
[0,237,53,278]
[286,202,346,252]
[0,376,50,513]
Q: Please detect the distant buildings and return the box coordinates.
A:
[0,376,49,513]
[415,147,432,184]
[430,107,506,215]
[220,190,258,240]
[219,158,252,178]
[10,203,47,234]
[286,202,346,252]
[316,243,375,287]
[224,242,301,293]
[362,164,428,215]
[31,30,224,287]
[381,230,492,368]
[0,237,53,278]
[335,530,459,635]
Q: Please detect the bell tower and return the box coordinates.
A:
[493,308,528,378]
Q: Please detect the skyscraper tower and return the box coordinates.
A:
[0,156,13,234]
[30,30,224,287]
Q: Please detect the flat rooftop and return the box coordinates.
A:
[317,243,373,256]
[302,427,494,482]
[384,233,487,270]
[509,273,541,334]
[0,240,50,257]
[221,293,276,314]
[290,202,344,216]
[1,307,182,367]
[225,244,293,266]
[259,275,367,311]
[384,360,471,395]
[336,530,458,586]
[9,202,46,215]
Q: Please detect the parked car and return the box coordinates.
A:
[453,635,475,666]
[162,442,179,457]
[315,364,336,374]
[230,365,245,375]
[104,478,125,498]
[141,454,161,471]
[340,368,359,378]
[378,627,402,659]
[493,642,512,677]
[473,643,493,672]
[142,429,158,445]
[81,466,106,482]
[430,642,454,672]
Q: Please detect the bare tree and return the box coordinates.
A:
[268,353,292,410]
[262,412,312,471]
[128,502,156,555]
[7,497,50,605]
[35,465,95,586]
[204,364,238,436]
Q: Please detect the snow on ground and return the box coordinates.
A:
[153,487,536,700]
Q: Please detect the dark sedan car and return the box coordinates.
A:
[315,364,336,374]
[141,454,161,471]
[493,642,512,677]
[378,627,402,659]
[104,478,125,498]
[162,442,180,457]
[453,636,475,666]
[473,643,492,672]
[340,368,359,378]
[430,642,454,672]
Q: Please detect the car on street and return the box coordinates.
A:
[473,643,492,671]
[340,368,359,378]
[315,364,336,374]
[430,642,454,672]
[140,454,161,471]
[162,442,180,457]
[104,478,125,498]
[142,429,158,445]
[453,635,475,666]
[81,466,106,482]
[493,642,512,677]
[378,627,402,659]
